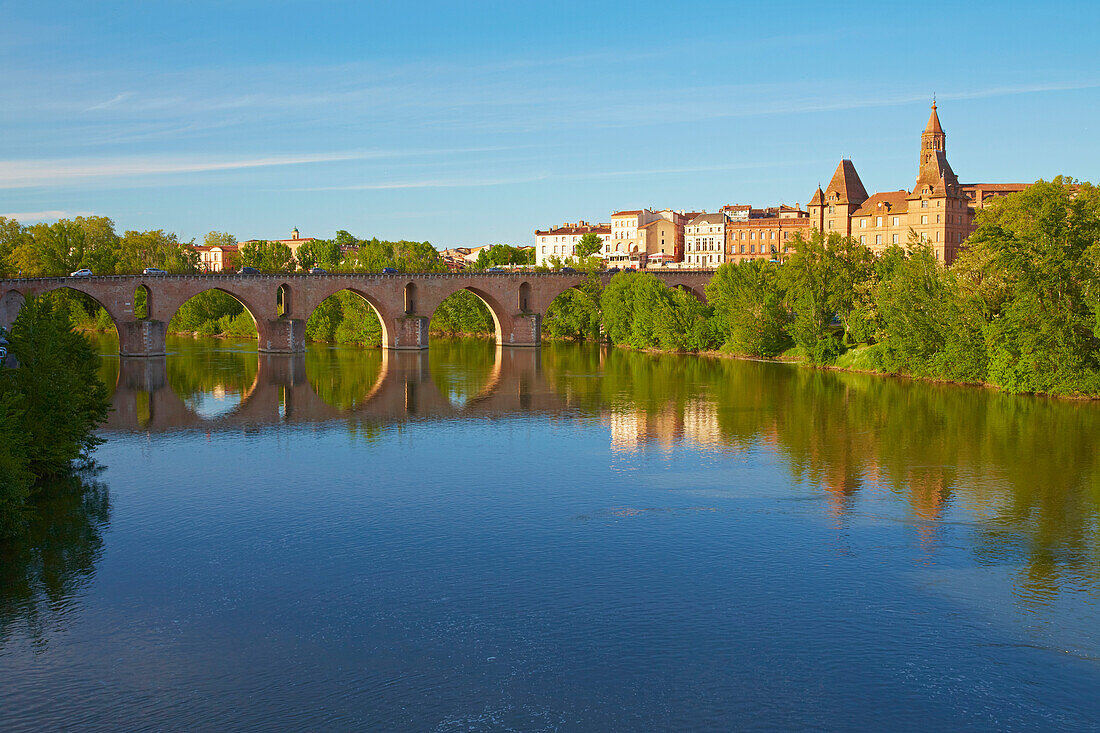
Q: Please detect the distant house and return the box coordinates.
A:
[193,243,239,272]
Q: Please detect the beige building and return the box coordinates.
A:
[809,102,1029,263]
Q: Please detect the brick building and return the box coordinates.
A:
[809,102,1029,263]
[726,208,811,264]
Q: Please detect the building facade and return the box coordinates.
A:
[533,221,611,266]
[684,213,727,268]
[809,103,1028,263]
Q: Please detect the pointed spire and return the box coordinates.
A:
[809,185,825,206]
[824,160,869,206]
[924,99,943,134]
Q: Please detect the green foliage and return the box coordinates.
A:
[780,231,873,363]
[306,291,383,346]
[295,238,344,271]
[169,290,256,338]
[0,296,110,537]
[238,240,295,273]
[707,260,791,356]
[473,244,535,269]
[545,275,603,340]
[959,177,1100,395]
[574,234,604,259]
[4,216,197,277]
[431,290,495,335]
[599,272,717,352]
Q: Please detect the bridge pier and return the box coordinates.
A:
[503,313,542,347]
[118,319,168,357]
[386,315,429,350]
[259,318,306,353]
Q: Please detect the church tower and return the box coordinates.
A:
[920,101,946,168]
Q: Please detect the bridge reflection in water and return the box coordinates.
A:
[103,345,561,432]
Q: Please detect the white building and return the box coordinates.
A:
[684,212,728,268]
[533,221,611,266]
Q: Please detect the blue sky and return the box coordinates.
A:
[2,0,1098,248]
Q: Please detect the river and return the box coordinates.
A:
[2,334,1100,730]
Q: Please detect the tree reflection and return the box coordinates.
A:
[0,470,110,649]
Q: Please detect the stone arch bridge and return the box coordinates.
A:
[0,271,712,356]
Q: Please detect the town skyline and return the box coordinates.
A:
[2,1,1098,248]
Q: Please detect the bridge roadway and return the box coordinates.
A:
[0,270,713,355]
[105,347,570,433]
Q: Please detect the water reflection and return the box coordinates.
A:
[93,335,1100,605]
[0,471,110,650]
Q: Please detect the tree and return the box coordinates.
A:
[575,233,604,259]
[203,231,237,249]
[5,296,110,478]
[707,260,790,357]
[780,231,873,363]
[117,230,199,273]
[0,217,25,277]
[238,240,295,273]
[956,177,1100,394]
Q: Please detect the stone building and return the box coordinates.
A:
[808,102,1029,263]
[726,205,811,264]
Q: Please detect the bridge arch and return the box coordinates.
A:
[304,287,391,348]
[165,286,264,341]
[1,288,26,331]
[44,284,123,335]
[276,283,292,318]
[133,284,152,320]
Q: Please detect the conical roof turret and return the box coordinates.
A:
[924,100,943,134]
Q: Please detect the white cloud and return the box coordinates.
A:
[84,91,136,112]
[0,147,517,189]
[0,210,92,222]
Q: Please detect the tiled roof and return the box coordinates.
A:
[824,160,869,205]
[852,190,910,217]
[535,224,611,236]
[924,102,943,134]
[809,187,825,206]
[612,210,642,216]
[687,213,726,226]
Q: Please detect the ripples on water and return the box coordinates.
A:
[2,335,1100,730]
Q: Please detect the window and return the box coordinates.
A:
[921,215,928,224]
[770,232,775,239]
[936,214,940,223]
[750,244,756,253]
[828,205,835,214]
[921,200,928,209]
[740,245,745,253]
[875,235,882,245]
[892,217,899,226]
[827,221,834,230]
[936,231,940,242]
[860,235,866,244]
[784,232,789,240]
[892,234,899,244]
[750,232,755,239]
[876,217,882,226]
[860,219,867,228]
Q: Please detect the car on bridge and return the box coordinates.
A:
[70,268,93,277]
[238,266,260,275]
[381,267,398,274]
[309,267,328,274]
[143,267,167,275]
